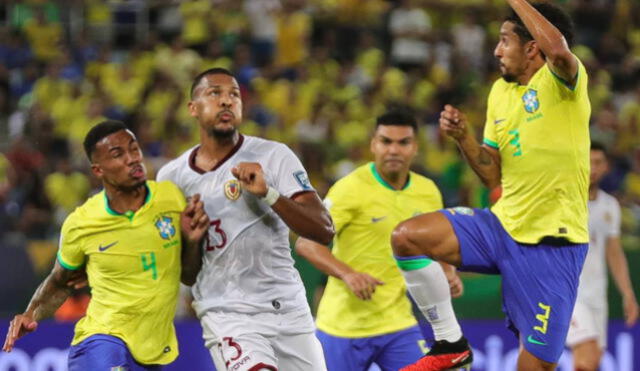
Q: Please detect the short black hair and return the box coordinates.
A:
[83,120,128,161]
[190,67,235,99]
[375,108,418,133]
[505,2,574,47]
[591,141,608,156]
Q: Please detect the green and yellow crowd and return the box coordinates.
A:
[0,0,639,316]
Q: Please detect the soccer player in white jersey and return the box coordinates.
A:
[565,142,638,371]
[157,68,334,371]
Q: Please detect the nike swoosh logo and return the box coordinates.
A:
[527,335,547,346]
[494,119,506,124]
[371,216,387,223]
[98,241,118,252]
[451,351,470,364]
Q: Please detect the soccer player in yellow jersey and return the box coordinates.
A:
[296,109,469,370]
[2,121,210,370]
[392,2,589,370]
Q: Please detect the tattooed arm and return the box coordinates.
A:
[3,261,78,352]
[440,104,502,190]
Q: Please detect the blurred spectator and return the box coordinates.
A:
[84,0,113,45]
[10,1,60,30]
[9,61,38,101]
[388,0,432,70]
[451,11,486,73]
[590,101,619,150]
[244,0,281,67]
[0,29,33,71]
[275,0,311,74]
[22,6,63,62]
[44,156,90,227]
[180,0,211,53]
[155,36,201,85]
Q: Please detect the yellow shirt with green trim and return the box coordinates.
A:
[483,59,590,244]
[57,180,186,365]
[316,163,443,338]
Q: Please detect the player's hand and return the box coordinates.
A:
[3,314,37,352]
[439,105,468,141]
[66,269,88,290]
[231,162,268,197]
[623,295,639,327]
[445,270,464,298]
[181,194,210,244]
[342,272,384,300]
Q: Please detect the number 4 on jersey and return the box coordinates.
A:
[141,252,157,280]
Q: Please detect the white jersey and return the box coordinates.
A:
[157,135,315,317]
[575,189,620,306]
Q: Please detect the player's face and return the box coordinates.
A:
[370,125,417,177]
[91,129,147,190]
[494,22,530,83]
[189,74,243,139]
[590,149,608,185]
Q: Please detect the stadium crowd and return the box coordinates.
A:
[0,0,639,317]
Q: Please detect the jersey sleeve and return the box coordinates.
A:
[324,178,359,235]
[270,143,315,198]
[57,215,85,270]
[607,197,621,238]
[482,81,500,149]
[545,56,588,99]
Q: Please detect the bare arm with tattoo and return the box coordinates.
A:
[440,104,502,190]
[2,261,78,352]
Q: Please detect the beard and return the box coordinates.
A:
[502,72,517,83]
[207,125,237,139]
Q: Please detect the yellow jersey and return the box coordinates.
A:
[316,163,443,337]
[57,180,186,365]
[483,59,590,244]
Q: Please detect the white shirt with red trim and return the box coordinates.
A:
[157,135,315,317]
[576,189,621,307]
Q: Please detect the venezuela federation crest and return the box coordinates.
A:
[224,179,242,201]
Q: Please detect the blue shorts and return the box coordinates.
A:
[68,334,162,371]
[441,208,587,363]
[316,326,424,371]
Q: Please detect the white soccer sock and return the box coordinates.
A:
[400,260,462,342]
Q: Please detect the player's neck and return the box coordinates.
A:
[105,183,148,214]
[589,184,600,201]
[517,58,545,85]
[198,131,240,168]
[379,168,409,190]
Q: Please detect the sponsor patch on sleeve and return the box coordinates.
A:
[293,170,312,190]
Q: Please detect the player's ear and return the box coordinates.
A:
[187,100,198,117]
[525,40,539,59]
[90,163,103,179]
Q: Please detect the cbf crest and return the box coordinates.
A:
[155,215,176,240]
[522,88,540,113]
[224,179,242,200]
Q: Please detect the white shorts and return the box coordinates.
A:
[200,309,327,371]
[566,300,608,349]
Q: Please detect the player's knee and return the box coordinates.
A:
[391,221,412,256]
[391,220,424,257]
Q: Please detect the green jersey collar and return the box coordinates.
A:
[104,183,151,221]
[370,162,411,191]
